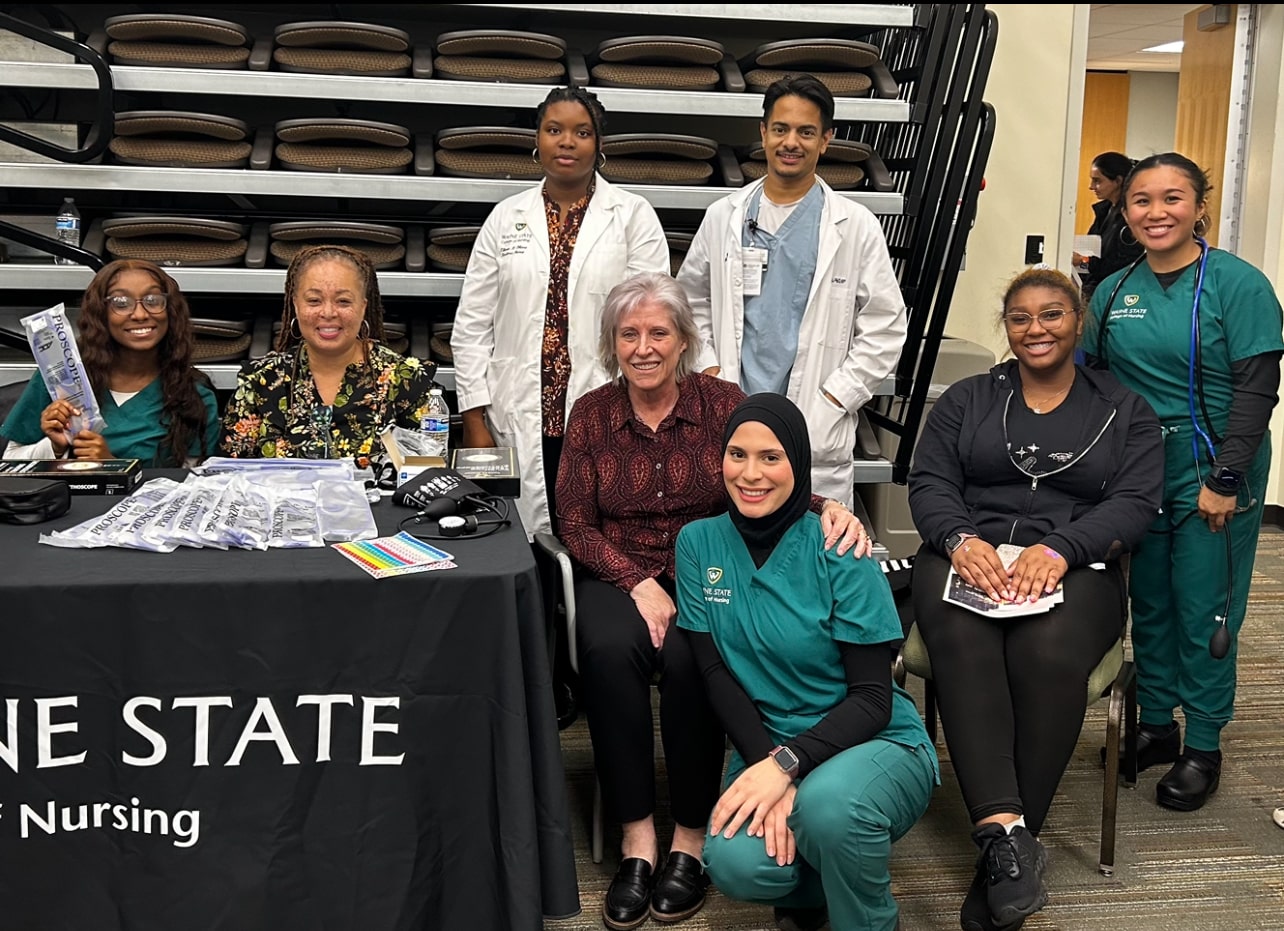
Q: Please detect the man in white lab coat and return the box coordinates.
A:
[677,74,907,506]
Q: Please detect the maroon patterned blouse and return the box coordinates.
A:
[556,374,833,593]
[541,183,593,437]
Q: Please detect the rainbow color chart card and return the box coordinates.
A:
[332,532,456,579]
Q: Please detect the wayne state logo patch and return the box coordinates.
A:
[706,567,723,584]
[1124,294,1140,307]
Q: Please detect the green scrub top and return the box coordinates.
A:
[676,511,933,766]
[2,372,220,466]
[1089,249,1284,431]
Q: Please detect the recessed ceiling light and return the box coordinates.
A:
[1142,41,1184,53]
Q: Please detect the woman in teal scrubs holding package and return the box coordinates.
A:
[676,394,937,931]
[1088,152,1284,813]
[1,259,219,466]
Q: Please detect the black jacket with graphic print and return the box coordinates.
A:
[907,359,1164,568]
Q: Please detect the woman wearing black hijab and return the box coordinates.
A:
[675,394,938,931]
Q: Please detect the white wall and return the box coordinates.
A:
[1126,71,1180,156]
[948,4,1085,364]
[1239,4,1284,505]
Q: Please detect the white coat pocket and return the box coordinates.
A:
[809,389,854,465]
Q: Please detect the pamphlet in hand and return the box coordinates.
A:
[943,543,1064,618]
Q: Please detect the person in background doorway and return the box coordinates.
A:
[1072,151,1144,302]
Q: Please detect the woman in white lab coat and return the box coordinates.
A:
[451,86,670,537]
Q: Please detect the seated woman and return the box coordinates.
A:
[907,267,1164,931]
[220,244,436,460]
[675,393,937,931]
[557,273,867,930]
[2,259,218,466]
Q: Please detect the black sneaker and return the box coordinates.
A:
[960,860,1025,931]
[971,823,1048,926]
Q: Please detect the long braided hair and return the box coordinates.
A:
[275,244,387,361]
[78,258,212,466]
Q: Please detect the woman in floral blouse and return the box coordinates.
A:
[219,244,437,460]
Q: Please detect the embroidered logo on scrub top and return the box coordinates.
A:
[1109,294,1147,321]
[703,567,731,605]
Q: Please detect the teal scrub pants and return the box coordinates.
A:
[703,739,936,931]
[1128,431,1272,752]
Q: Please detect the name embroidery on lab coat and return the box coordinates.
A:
[500,226,533,257]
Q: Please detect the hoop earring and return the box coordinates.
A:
[1193,215,1209,239]
[1120,225,1138,247]
[597,151,607,169]
[359,318,371,341]
[531,147,540,165]
[289,316,302,340]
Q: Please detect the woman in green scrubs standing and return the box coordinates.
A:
[1088,152,1284,812]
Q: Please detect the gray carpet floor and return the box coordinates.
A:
[547,527,1284,931]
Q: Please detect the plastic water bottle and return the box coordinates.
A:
[421,387,451,460]
[53,197,80,265]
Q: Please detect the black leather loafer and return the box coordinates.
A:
[649,851,709,923]
[1101,721,1180,773]
[604,857,654,930]
[1156,753,1221,812]
[774,905,829,931]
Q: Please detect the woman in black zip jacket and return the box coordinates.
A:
[1073,151,1145,302]
[906,268,1163,931]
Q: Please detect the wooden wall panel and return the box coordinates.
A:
[1175,4,1237,246]
[1078,72,1131,234]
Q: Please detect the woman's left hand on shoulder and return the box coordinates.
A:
[820,500,872,558]
[710,758,793,841]
[1197,486,1237,533]
[1009,544,1067,600]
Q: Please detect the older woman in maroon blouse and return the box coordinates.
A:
[557,271,868,930]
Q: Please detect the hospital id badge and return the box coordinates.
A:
[741,246,768,296]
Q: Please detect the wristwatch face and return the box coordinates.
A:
[945,532,965,553]
[771,746,799,775]
[1214,467,1242,488]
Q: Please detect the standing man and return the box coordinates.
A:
[677,74,907,506]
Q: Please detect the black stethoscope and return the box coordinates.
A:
[1094,237,1233,659]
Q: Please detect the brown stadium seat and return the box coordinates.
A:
[273,118,415,174]
[103,13,253,69]
[433,29,570,84]
[109,111,255,168]
[191,317,255,363]
[589,35,743,92]
[434,127,542,181]
[268,221,407,270]
[599,134,720,186]
[272,21,419,77]
[666,231,693,277]
[741,38,900,99]
[427,226,481,273]
[102,216,248,267]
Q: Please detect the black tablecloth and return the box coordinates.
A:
[0,476,579,931]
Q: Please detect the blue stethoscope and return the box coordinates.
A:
[1095,237,1232,659]
[1095,237,1215,467]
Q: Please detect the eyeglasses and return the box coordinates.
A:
[106,293,168,315]
[1003,309,1077,331]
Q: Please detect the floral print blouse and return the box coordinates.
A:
[540,182,593,438]
[219,343,438,460]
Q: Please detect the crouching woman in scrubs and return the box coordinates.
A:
[1088,152,1284,812]
[675,394,938,931]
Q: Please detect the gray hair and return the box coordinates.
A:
[597,272,702,380]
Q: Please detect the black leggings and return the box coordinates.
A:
[911,545,1125,833]
[575,576,725,828]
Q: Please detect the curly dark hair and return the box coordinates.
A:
[78,259,212,466]
[275,245,387,360]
